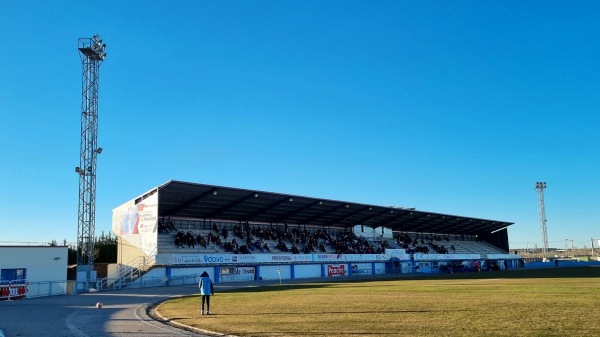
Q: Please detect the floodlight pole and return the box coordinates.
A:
[592,238,598,259]
[76,35,106,269]
[534,182,548,260]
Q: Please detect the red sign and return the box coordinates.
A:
[327,264,346,277]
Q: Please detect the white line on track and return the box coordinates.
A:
[134,302,189,335]
[65,308,90,337]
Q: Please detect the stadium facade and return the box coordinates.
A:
[104,180,520,289]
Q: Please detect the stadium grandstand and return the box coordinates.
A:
[101,180,520,290]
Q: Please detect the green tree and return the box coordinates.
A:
[94,231,117,263]
[68,245,77,265]
[59,233,117,264]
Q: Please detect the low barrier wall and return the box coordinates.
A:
[0,282,27,301]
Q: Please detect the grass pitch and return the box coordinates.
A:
[155,267,600,337]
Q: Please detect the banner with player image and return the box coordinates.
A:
[112,189,158,256]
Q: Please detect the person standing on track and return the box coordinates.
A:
[198,271,214,315]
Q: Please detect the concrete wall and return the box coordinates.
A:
[117,237,147,266]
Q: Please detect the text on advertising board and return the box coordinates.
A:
[327,264,346,277]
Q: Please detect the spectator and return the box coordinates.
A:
[185,231,195,248]
[277,240,288,252]
[158,221,169,234]
[166,221,176,232]
[221,227,228,240]
[198,271,214,315]
[197,235,207,248]
[175,231,185,248]
[239,245,251,254]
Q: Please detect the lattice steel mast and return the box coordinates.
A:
[76,35,107,266]
[534,182,548,260]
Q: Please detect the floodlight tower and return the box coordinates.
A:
[534,182,548,260]
[75,35,107,267]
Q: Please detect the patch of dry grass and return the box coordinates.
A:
[156,267,600,337]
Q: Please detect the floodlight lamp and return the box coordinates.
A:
[75,166,80,173]
[212,191,217,196]
[95,147,103,154]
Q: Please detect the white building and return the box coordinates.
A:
[0,246,68,299]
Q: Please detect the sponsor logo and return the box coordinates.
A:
[204,255,225,263]
[327,264,346,277]
[317,254,337,259]
[235,255,256,261]
[271,255,292,261]
[172,256,204,263]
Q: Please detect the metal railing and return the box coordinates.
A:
[98,273,201,290]
[26,280,74,298]
[96,250,156,291]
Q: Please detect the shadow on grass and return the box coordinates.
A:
[225,282,347,293]
[222,267,600,294]
[418,266,600,280]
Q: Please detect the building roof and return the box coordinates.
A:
[152,180,513,236]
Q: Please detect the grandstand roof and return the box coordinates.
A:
[153,180,513,236]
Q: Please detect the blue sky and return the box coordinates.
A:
[1,1,598,250]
